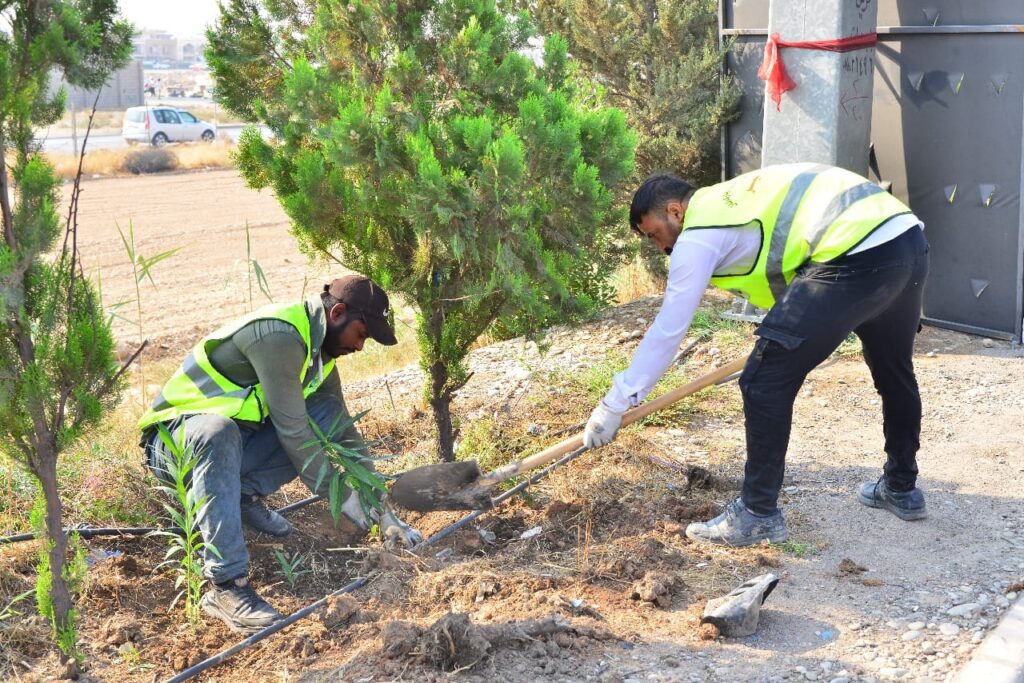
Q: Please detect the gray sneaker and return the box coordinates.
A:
[685,499,789,547]
[858,477,927,521]
[240,495,292,537]
[201,576,283,634]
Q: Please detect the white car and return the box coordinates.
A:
[121,106,217,147]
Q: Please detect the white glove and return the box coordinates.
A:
[341,490,423,549]
[583,401,624,449]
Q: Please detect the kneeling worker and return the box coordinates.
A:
[140,274,422,632]
[583,163,929,546]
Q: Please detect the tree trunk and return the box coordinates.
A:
[36,446,76,667]
[428,359,456,462]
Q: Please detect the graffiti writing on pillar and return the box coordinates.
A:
[843,54,872,78]
[840,78,871,121]
[855,0,872,20]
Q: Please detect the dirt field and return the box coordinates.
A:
[9,170,1019,682]
[65,168,334,360]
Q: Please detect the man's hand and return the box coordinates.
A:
[340,490,423,549]
[583,401,624,449]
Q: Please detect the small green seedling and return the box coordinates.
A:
[273,550,310,590]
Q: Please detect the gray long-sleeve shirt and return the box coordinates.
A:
[206,296,367,496]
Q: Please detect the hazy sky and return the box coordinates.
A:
[118,0,221,38]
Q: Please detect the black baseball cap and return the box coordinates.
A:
[325,275,398,346]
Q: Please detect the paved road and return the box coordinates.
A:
[39,123,255,154]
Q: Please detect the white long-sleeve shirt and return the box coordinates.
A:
[602,214,923,412]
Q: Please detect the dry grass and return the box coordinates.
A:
[43,140,236,179]
[612,254,662,304]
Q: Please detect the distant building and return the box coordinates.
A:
[50,60,144,110]
[135,29,178,62]
[179,36,207,65]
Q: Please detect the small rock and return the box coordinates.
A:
[921,641,937,655]
[902,630,922,641]
[479,529,496,544]
[520,526,543,540]
[947,603,981,618]
[938,623,960,636]
[829,678,850,683]
[972,631,984,643]
[982,338,996,348]
[907,621,926,631]
[526,423,543,436]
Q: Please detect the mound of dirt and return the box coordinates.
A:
[382,612,614,672]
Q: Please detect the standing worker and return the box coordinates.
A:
[139,274,422,633]
[583,163,929,546]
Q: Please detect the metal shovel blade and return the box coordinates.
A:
[389,460,494,512]
[701,573,780,637]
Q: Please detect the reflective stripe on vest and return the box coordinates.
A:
[138,301,336,430]
[682,163,911,308]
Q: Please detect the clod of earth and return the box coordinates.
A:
[630,571,679,608]
[382,612,614,671]
[838,558,868,575]
[319,594,360,629]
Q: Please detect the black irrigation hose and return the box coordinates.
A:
[0,495,324,546]
[162,445,595,683]
[163,575,372,683]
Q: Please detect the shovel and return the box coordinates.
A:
[389,354,748,512]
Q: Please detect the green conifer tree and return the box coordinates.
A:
[208,0,636,461]
[525,0,739,281]
[0,1,133,669]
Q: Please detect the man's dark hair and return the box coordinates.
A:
[629,174,697,233]
[321,289,342,311]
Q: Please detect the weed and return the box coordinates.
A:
[273,550,310,590]
[150,424,220,624]
[116,220,180,406]
[833,332,863,359]
[122,147,178,174]
[773,539,818,558]
[117,643,155,673]
[0,590,33,622]
[244,220,273,311]
[30,495,88,664]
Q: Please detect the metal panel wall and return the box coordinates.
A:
[720,2,1024,341]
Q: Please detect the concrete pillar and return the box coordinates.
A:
[761,0,879,174]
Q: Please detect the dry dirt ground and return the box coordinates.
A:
[3,171,1021,683]
[66,168,333,361]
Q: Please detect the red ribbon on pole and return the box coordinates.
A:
[758,32,878,110]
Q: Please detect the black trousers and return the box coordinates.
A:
[739,227,930,515]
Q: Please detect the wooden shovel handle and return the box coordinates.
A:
[478,354,749,487]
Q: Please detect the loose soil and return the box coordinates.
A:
[2,170,1021,682]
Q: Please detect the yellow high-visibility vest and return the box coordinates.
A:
[683,163,912,308]
[138,302,335,430]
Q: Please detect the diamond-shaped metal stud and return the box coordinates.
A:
[990,74,1008,95]
[922,8,940,26]
[907,72,925,91]
[970,279,989,299]
[948,73,964,95]
[979,184,996,207]
[943,185,957,204]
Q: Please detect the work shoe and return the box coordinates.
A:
[200,576,283,634]
[685,499,789,547]
[858,477,927,521]
[240,495,292,537]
